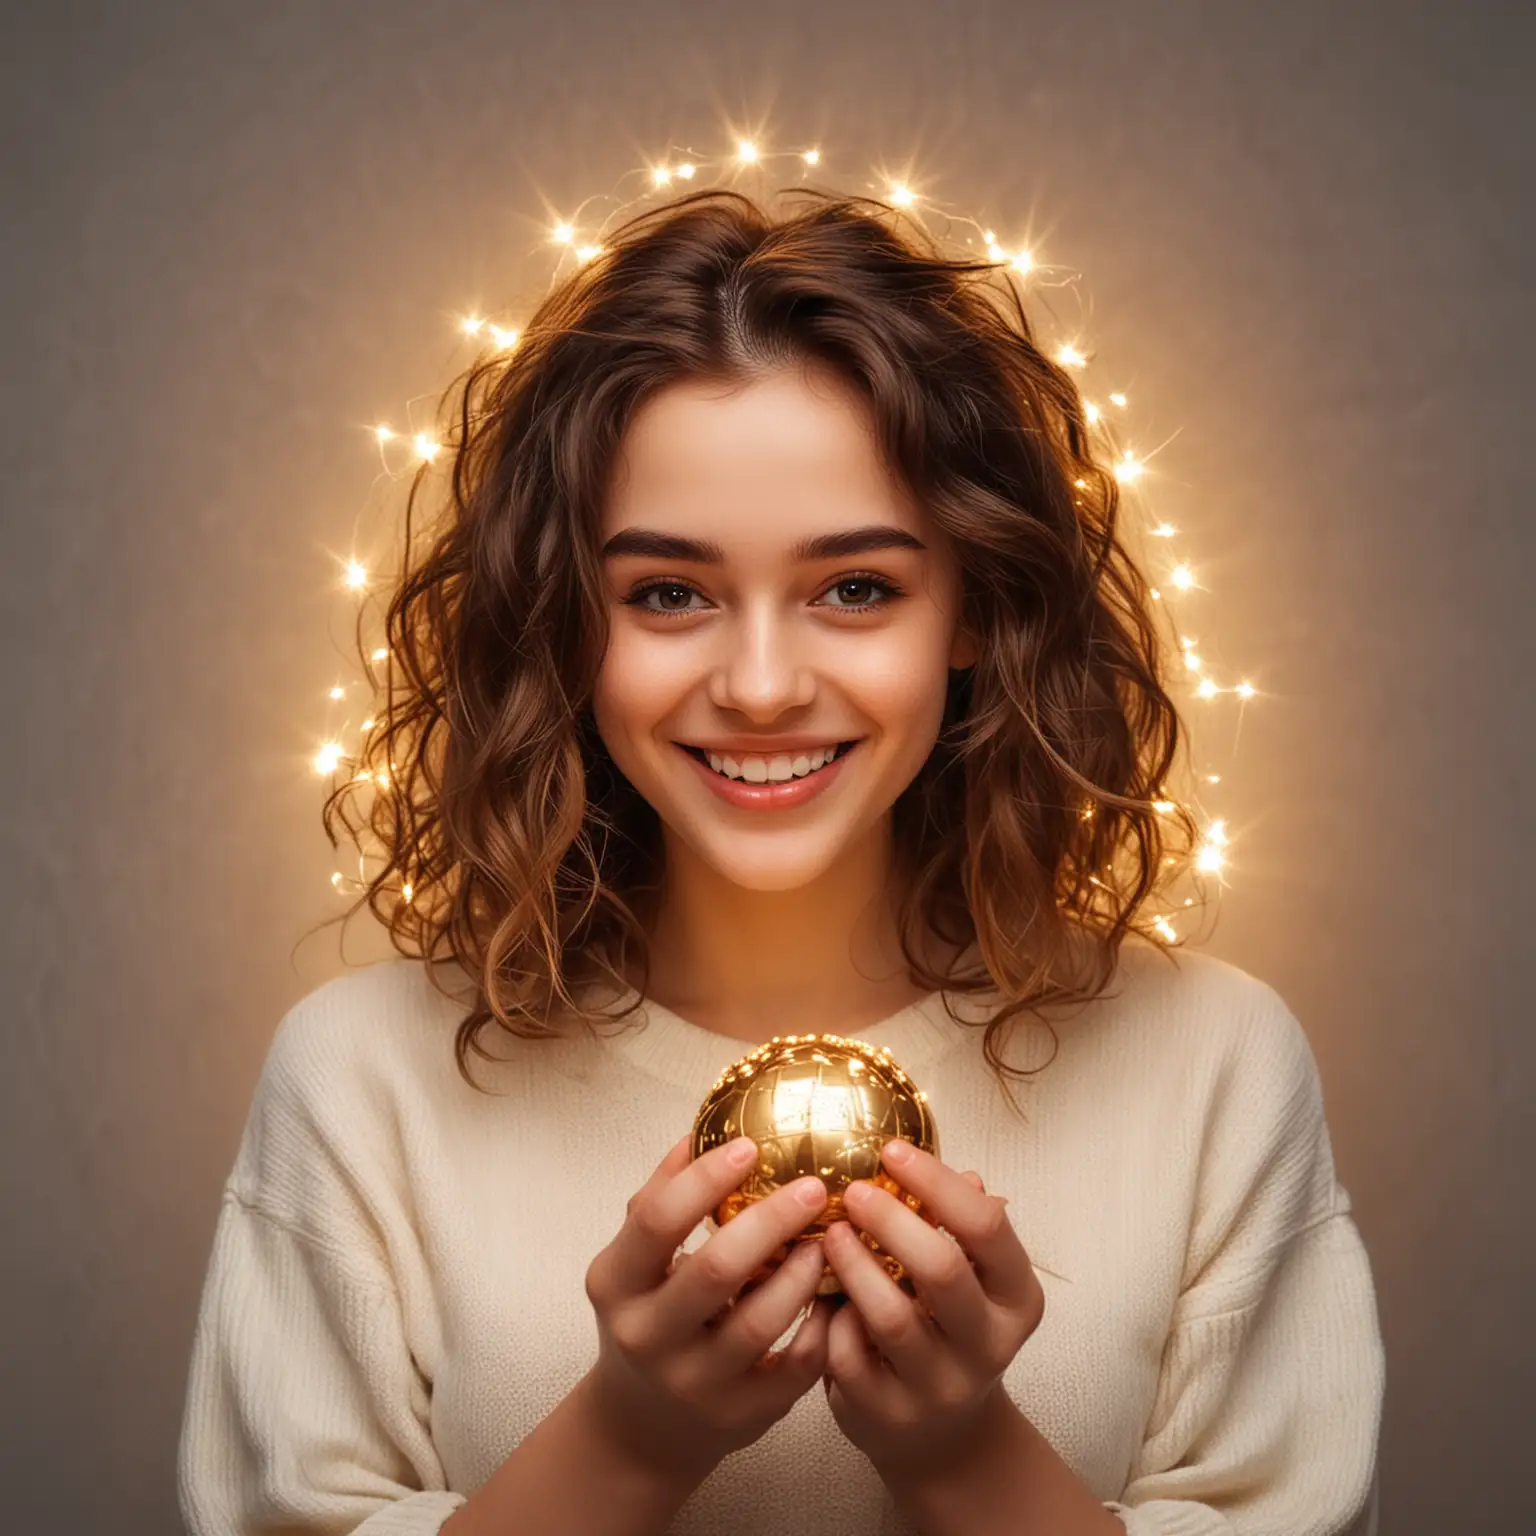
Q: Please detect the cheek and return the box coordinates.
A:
[854,641,952,737]
[590,627,682,745]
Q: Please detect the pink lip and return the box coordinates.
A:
[674,741,858,810]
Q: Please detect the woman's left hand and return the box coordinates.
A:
[818,1139,1045,1480]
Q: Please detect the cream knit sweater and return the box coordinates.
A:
[177,938,1384,1535]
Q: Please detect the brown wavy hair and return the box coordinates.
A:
[310,185,1207,1110]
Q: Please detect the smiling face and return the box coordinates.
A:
[590,363,975,896]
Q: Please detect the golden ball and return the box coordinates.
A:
[689,1033,940,1298]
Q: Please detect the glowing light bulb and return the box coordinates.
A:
[1113,452,1144,484]
[652,166,672,185]
[344,560,367,589]
[1012,251,1033,273]
[888,182,915,207]
[374,424,394,442]
[1170,563,1195,590]
[1236,680,1256,698]
[489,324,518,349]
[1195,844,1225,873]
[575,244,603,262]
[1109,392,1127,408]
[371,648,387,662]
[1057,345,1087,368]
[804,149,819,165]
[552,222,575,245]
[328,685,345,700]
[1152,522,1177,537]
[461,316,484,335]
[1196,678,1219,698]
[676,162,695,178]
[737,139,758,163]
[1153,916,1178,941]
[414,433,440,461]
[1084,401,1101,424]
[313,742,344,775]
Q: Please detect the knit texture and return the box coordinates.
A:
[177,938,1384,1534]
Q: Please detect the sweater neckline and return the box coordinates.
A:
[584,980,996,1094]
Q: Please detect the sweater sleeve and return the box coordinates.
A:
[1102,987,1386,1536]
[177,1185,468,1535]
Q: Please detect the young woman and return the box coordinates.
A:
[177,188,1384,1536]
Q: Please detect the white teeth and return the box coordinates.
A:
[703,745,844,782]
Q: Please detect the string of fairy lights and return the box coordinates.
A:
[315,134,1255,940]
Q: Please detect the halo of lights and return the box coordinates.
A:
[316,134,1257,939]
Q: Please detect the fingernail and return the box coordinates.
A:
[795,1178,827,1207]
[728,1138,757,1164]
[884,1140,913,1164]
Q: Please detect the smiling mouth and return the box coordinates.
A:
[677,740,861,782]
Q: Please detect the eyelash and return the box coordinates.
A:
[622,571,907,620]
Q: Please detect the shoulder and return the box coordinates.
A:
[1088,936,1321,1100]
[261,956,470,1091]
[1100,940,1343,1261]
[229,958,473,1220]
[1058,938,1334,1200]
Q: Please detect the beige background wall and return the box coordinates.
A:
[2,2,1527,1530]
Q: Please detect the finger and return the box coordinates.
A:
[822,1218,947,1385]
[602,1135,759,1302]
[841,1179,993,1360]
[825,1284,920,1420]
[961,1169,1007,1208]
[881,1142,1034,1312]
[742,1292,834,1417]
[663,1177,829,1337]
[825,1286,877,1384]
[778,1292,833,1378]
[710,1237,829,1378]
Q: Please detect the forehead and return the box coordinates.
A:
[601,366,921,539]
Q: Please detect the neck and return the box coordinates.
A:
[630,821,957,1043]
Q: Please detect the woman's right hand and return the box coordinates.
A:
[581,1132,834,1482]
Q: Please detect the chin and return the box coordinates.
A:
[691,840,853,894]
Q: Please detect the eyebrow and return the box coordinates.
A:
[600,524,927,564]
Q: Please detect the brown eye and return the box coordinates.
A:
[624,580,703,616]
[818,573,905,613]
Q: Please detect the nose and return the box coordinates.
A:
[706,598,816,719]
